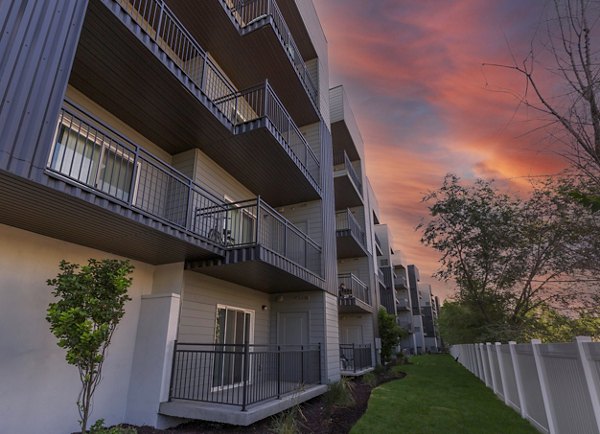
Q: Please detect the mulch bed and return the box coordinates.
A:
[123,366,406,434]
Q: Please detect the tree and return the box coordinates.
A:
[488,0,600,189]
[47,259,133,433]
[377,308,406,363]
[419,174,600,342]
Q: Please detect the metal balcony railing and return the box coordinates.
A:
[195,198,322,276]
[48,101,322,277]
[336,209,366,249]
[377,268,385,282]
[224,0,318,107]
[394,274,408,289]
[170,342,321,410]
[116,0,236,103]
[213,82,320,187]
[338,273,370,305]
[333,151,362,196]
[340,344,372,373]
[396,298,410,310]
[397,320,413,332]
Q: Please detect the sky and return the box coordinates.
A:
[312,0,571,301]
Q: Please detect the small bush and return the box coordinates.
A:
[89,419,137,434]
[361,372,377,387]
[325,377,355,408]
[269,405,305,434]
[373,364,387,375]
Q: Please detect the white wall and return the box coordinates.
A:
[0,224,155,434]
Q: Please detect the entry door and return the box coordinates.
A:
[213,306,253,388]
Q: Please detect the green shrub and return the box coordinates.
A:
[361,372,377,387]
[269,405,305,434]
[90,419,137,434]
[325,377,355,408]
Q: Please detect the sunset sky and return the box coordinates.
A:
[313,0,571,300]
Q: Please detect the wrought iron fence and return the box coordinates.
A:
[48,101,225,240]
[335,209,366,250]
[213,82,320,187]
[170,342,321,410]
[116,0,236,103]
[224,0,318,106]
[337,273,369,305]
[340,344,372,373]
[194,198,322,276]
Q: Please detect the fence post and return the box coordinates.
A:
[508,341,527,419]
[575,336,600,433]
[168,339,178,401]
[242,341,250,411]
[487,342,499,392]
[479,343,490,386]
[531,339,557,434]
[277,345,281,399]
[475,343,484,381]
[301,345,305,384]
[495,342,508,404]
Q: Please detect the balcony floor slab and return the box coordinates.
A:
[159,384,327,426]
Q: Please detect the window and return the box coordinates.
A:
[213,305,254,389]
[49,113,139,203]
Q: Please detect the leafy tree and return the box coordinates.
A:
[47,259,133,433]
[377,308,406,363]
[419,174,600,342]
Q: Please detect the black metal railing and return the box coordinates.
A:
[223,0,318,106]
[381,267,393,289]
[396,298,410,310]
[333,151,362,196]
[195,198,322,276]
[48,101,322,278]
[338,273,369,305]
[116,0,236,104]
[340,344,372,373]
[169,342,321,410]
[394,274,408,289]
[336,209,366,249]
[213,82,320,187]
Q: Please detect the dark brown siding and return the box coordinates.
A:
[0,0,88,179]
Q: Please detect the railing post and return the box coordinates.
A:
[168,339,178,401]
[263,79,269,119]
[200,54,208,94]
[575,336,600,433]
[353,343,357,373]
[301,345,304,384]
[508,341,527,419]
[531,339,557,434]
[318,343,322,384]
[283,220,288,256]
[156,0,165,43]
[242,340,250,411]
[277,345,281,399]
[185,180,194,232]
[128,147,140,206]
[255,196,261,245]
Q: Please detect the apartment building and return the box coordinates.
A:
[0,1,341,432]
[394,256,415,352]
[419,283,441,352]
[407,264,425,354]
[330,86,377,375]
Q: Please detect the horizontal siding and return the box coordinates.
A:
[337,257,370,286]
[329,86,343,124]
[178,271,270,344]
[0,0,88,179]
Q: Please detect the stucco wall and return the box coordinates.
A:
[0,223,155,434]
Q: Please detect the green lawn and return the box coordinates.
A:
[351,355,539,434]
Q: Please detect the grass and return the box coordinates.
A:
[351,355,539,434]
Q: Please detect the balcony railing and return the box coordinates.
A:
[224,0,318,107]
[336,209,366,248]
[374,232,383,253]
[47,101,322,276]
[340,344,372,373]
[397,320,413,332]
[396,298,410,310]
[48,101,227,239]
[338,273,370,305]
[213,82,320,187]
[117,0,236,104]
[334,151,362,196]
[170,342,321,410]
[377,268,385,282]
[195,198,322,276]
[394,274,408,289]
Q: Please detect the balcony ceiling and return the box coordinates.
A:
[276,0,318,60]
[165,0,320,127]
[331,121,360,162]
[334,173,363,210]
[187,246,325,293]
[70,0,232,156]
[0,172,222,264]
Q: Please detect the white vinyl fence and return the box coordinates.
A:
[450,337,600,434]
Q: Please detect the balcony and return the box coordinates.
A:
[394,273,409,290]
[165,0,320,126]
[340,344,374,376]
[333,151,363,210]
[187,198,325,292]
[374,233,383,256]
[71,1,320,206]
[213,81,321,205]
[396,298,411,311]
[338,273,372,313]
[330,86,364,162]
[160,342,325,425]
[336,209,368,258]
[29,100,226,263]
[397,320,414,333]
